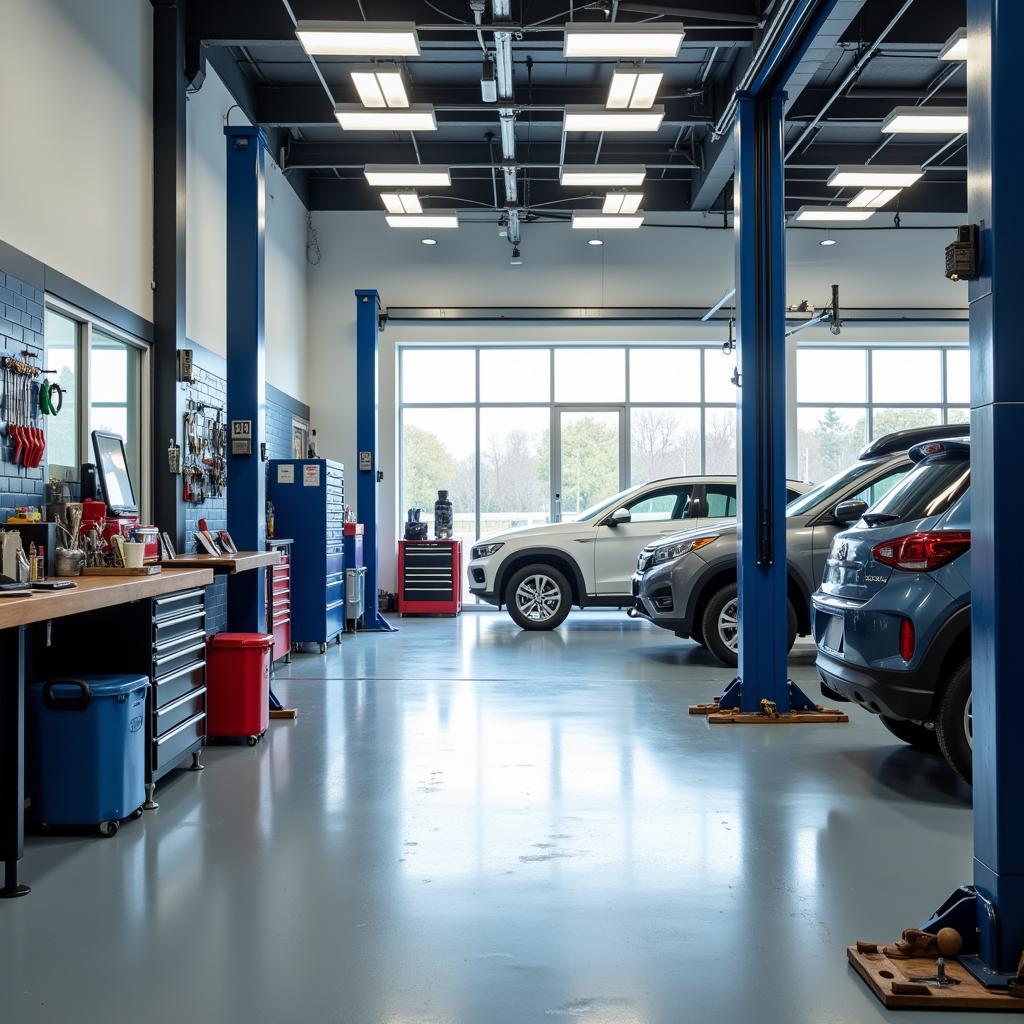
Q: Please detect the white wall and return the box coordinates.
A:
[305,211,969,588]
[186,66,309,401]
[0,0,153,319]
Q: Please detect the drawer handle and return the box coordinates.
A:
[154,608,206,631]
[273,615,291,627]
[327,599,345,612]
[157,686,207,718]
[153,629,208,656]
[273,600,289,611]
[154,660,206,686]
[154,589,206,609]
[154,711,206,745]
[154,639,207,666]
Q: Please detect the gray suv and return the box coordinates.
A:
[631,424,970,666]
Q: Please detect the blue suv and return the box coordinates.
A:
[812,440,972,782]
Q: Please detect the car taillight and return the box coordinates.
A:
[871,531,971,572]
[899,618,916,662]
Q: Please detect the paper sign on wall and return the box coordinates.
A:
[277,464,295,484]
[303,464,321,487]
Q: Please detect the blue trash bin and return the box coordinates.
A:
[27,674,149,836]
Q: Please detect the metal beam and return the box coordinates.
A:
[151,0,186,549]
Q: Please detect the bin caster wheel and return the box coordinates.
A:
[99,820,119,838]
[131,808,144,820]
[247,735,259,747]
[319,643,327,654]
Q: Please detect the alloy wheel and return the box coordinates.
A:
[964,693,973,751]
[719,598,740,652]
[515,575,562,622]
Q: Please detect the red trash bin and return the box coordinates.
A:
[205,633,273,746]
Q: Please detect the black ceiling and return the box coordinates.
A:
[186,0,967,217]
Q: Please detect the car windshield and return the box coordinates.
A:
[785,460,881,517]
[865,457,970,523]
[574,486,641,523]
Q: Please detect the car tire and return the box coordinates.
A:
[935,658,972,784]
[879,715,940,753]
[690,620,706,647]
[701,584,797,668]
[505,564,572,631]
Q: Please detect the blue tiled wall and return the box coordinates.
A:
[0,268,46,520]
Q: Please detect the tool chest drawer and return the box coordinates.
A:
[152,712,206,775]
[155,686,207,735]
[153,659,206,709]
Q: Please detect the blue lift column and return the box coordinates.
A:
[355,289,396,632]
[965,0,1024,977]
[224,125,267,634]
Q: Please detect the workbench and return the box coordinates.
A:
[160,551,280,574]
[0,567,214,898]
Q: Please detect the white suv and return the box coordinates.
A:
[468,476,809,629]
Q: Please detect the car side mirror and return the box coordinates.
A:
[607,507,631,527]
[833,499,869,525]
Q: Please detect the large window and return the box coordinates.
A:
[399,343,967,601]
[44,303,149,512]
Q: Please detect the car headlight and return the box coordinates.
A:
[471,542,504,559]
[652,535,717,564]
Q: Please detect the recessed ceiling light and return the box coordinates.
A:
[793,206,874,222]
[939,28,967,62]
[563,105,665,132]
[607,67,664,109]
[364,165,451,187]
[588,238,604,246]
[847,187,901,209]
[421,238,437,246]
[380,191,422,214]
[564,22,685,59]
[572,212,644,229]
[295,21,420,57]
[819,237,837,247]
[603,191,643,214]
[560,165,647,186]
[351,65,409,109]
[881,106,968,134]
[385,212,459,229]
[827,165,923,187]
[336,104,437,131]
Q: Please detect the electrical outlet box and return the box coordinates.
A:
[177,348,195,383]
[945,224,979,282]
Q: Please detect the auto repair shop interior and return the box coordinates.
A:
[0,0,1015,1021]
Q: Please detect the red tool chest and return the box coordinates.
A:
[267,542,292,663]
[398,540,462,616]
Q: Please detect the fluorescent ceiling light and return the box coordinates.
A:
[882,106,968,134]
[563,105,665,132]
[572,212,644,229]
[792,206,874,222]
[296,21,420,57]
[603,192,643,214]
[607,67,663,109]
[564,22,684,58]
[336,104,436,131]
[364,165,451,187]
[351,66,408,108]
[386,212,459,229]
[421,238,437,246]
[847,187,901,209]
[939,28,968,61]
[827,165,923,187]
[560,165,646,186]
[588,238,604,246]
[380,191,422,214]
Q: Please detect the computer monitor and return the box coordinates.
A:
[91,431,138,515]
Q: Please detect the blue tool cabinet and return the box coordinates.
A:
[268,459,345,653]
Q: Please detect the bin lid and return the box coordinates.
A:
[208,632,275,649]
[29,674,149,698]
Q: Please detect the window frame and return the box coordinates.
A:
[44,296,151,519]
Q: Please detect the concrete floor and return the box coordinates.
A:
[1,611,982,1024]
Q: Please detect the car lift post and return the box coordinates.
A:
[355,289,397,632]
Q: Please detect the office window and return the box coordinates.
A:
[43,309,80,475]
[90,329,142,492]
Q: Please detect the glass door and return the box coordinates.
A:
[552,407,627,522]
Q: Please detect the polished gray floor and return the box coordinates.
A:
[2,612,983,1024]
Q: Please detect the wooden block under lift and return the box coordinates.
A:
[848,945,1024,1011]
[688,695,848,723]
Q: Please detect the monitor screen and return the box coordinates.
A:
[91,431,137,514]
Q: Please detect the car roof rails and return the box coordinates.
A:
[909,438,971,463]
[858,421,969,460]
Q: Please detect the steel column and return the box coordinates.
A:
[224,126,267,634]
[967,0,1024,975]
[731,91,792,712]
[152,0,186,548]
[355,290,396,632]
